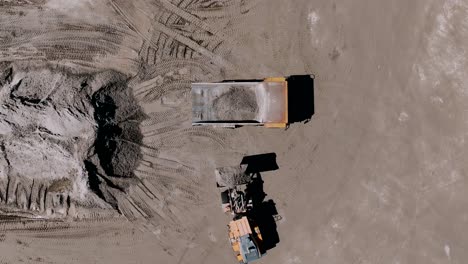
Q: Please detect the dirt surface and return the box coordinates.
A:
[1,0,468,263]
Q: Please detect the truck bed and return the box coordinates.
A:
[191,80,288,127]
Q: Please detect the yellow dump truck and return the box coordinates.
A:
[191,78,288,128]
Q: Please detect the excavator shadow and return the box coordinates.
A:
[241,153,279,174]
[246,173,280,254]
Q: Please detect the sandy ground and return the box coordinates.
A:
[1,0,468,263]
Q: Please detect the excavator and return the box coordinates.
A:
[215,165,263,263]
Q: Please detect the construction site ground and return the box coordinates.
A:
[0,0,467,263]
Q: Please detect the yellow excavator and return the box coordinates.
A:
[215,165,263,263]
[228,216,263,263]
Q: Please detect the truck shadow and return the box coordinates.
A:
[287,75,315,123]
[243,153,281,253]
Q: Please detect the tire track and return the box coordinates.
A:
[0,177,74,219]
[152,20,234,70]
[187,0,260,17]
[181,0,262,62]
[141,109,183,127]
[144,58,219,76]
[0,24,135,49]
[0,0,250,230]
[144,127,229,150]
[0,217,124,232]
[143,123,186,138]
[121,179,191,225]
[0,11,139,71]
[110,0,234,70]
[137,81,190,103]
[157,0,229,40]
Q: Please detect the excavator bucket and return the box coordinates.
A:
[215,165,252,188]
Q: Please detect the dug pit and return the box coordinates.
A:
[0,63,144,218]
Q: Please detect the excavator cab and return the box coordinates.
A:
[228,216,263,264]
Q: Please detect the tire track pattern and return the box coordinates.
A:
[118,1,254,231]
[0,0,255,237]
[129,0,255,67]
[0,5,141,74]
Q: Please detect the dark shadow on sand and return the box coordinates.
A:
[241,153,279,174]
[242,154,281,253]
[287,75,314,123]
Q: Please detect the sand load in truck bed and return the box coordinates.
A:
[215,165,252,188]
[191,79,288,127]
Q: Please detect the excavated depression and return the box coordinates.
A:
[0,64,144,219]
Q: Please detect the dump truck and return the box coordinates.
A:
[215,165,263,263]
[192,78,288,128]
